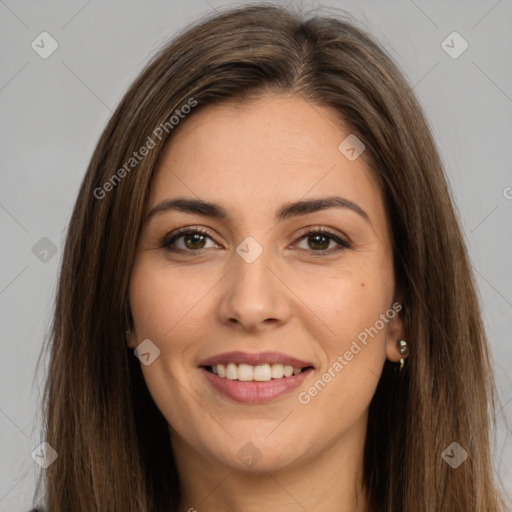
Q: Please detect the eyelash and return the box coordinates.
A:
[159,226,351,257]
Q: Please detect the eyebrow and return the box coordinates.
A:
[145,196,371,225]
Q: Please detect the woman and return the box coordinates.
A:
[31,3,507,511]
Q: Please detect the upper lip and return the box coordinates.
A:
[198,351,314,369]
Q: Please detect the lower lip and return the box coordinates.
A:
[201,367,313,404]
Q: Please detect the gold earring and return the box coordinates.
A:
[398,339,409,371]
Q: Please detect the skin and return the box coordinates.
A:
[128,93,406,512]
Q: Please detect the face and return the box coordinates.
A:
[128,93,405,473]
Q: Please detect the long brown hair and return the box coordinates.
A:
[33,3,507,511]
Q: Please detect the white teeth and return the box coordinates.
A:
[238,363,254,381]
[271,363,284,379]
[225,363,238,380]
[253,364,271,381]
[209,362,307,380]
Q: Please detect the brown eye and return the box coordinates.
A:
[160,228,219,253]
[181,232,208,250]
[295,228,351,255]
[306,233,331,251]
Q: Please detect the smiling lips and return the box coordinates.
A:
[198,351,314,403]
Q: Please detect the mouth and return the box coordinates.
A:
[198,350,315,381]
[198,351,315,403]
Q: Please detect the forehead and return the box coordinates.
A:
[149,94,385,229]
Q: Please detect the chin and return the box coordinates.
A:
[195,431,311,473]
[216,448,302,473]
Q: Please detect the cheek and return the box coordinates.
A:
[295,259,394,350]
[334,281,392,348]
[129,258,205,342]
[295,260,394,402]
[128,260,205,429]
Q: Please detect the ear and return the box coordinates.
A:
[385,300,407,363]
[126,329,138,349]
[124,301,137,349]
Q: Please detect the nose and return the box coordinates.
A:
[216,244,292,332]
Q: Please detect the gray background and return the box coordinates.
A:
[1,0,511,510]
